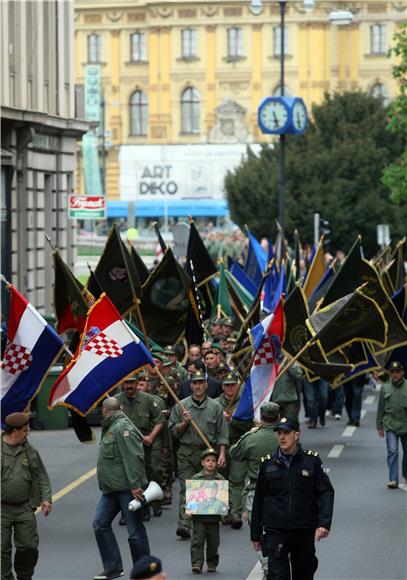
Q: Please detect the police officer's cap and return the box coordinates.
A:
[201,448,219,460]
[130,555,162,579]
[389,361,403,371]
[5,412,29,428]
[274,417,300,432]
[223,372,239,385]
[190,370,208,382]
[260,402,280,422]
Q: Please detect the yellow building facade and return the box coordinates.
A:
[74,0,406,200]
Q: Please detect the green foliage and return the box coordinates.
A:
[381,23,407,203]
[225,91,406,256]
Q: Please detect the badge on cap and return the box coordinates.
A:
[123,430,130,437]
[281,417,287,423]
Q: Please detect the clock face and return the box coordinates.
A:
[260,100,289,131]
[292,101,307,131]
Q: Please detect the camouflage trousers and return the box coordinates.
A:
[246,486,268,578]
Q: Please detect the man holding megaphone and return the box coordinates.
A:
[92,397,151,580]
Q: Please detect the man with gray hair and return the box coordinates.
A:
[92,397,150,580]
[229,402,280,579]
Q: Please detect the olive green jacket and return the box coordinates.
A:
[229,424,279,481]
[1,435,52,509]
[115,390,164,435]
[97,410,147,493]
[376,379,407,435]
[271,363,304,405]
[169,396,229,451]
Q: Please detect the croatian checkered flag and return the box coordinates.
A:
[48,293,154,416]
[1,285,64,426]
[234,265,285,422]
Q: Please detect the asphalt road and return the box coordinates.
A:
[32,384,407,580]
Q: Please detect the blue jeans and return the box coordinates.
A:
[93,491,150,574]
[329,386,344,416]
[303,379,329,423]
[385,431,407,483]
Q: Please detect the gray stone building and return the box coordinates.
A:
[1,1,88,313]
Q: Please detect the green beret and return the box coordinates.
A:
[5,413,30,428]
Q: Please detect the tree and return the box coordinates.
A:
[381,23,407,204]
[225,91,406,256]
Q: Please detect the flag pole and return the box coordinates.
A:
[114,224,150,353]
[156,368,211,449]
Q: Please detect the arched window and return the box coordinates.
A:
[181,87,200,134]
[130,90,148,136]
[273,85,292,97]
[371,83,390,106]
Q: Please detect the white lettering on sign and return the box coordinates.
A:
[70,196,105,210]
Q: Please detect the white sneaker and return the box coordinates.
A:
[334,414,342,420]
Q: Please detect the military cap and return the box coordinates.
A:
[223,372,239,385]
[222,317,234,327]
[5,412,29,428]
[130,555,162,579]
[226,336,237,343]
[389,361,403,371]
[201,447,219,460]
[210,317,224,326]
[206,343,225,356]
[190,370,208,382]
[259,402,280,422]
[274,417,300,432]
[163,345,176,355]
[215,363,230,373]
[137,372,150,381]
[124,372,139,382]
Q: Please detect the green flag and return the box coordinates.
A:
[138,248,191,345]
[213,261,233,318]
[306,287,388,355]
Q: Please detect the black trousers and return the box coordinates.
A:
[265,528,318,580]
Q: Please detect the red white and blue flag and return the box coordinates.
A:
[1,285,64,426]
[234,265,285,421]
[48,293,154,416]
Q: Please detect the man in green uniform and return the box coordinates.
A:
[1,412,52,580]
[93,397,150,580]
[376,361,407,489]
[163,346,189,383]
[271,362,304,421]
[116,375,165,521]
[169,370,229,539]
[229,402,280,579]
[215,372,252,529]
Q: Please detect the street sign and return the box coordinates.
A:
[69,195,106,219]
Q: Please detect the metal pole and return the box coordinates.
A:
[279,0,286,236]
[314,213,320,245]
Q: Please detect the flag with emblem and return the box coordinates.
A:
[1,285,64,426]
[48,293,154,416]
[233,269,285,421]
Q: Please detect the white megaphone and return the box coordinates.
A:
[128,481,164,512]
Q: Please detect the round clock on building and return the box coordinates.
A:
[291,98,308,133]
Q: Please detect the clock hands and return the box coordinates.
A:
[272,112,279,129]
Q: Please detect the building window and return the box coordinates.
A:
[181,28,197,58]
[130,90,148,136]
[370,24,387,54]
[227,27,243,59]
[273,26,289,56]
[273,84,292,97]
[181,87,200,134]
[88,34,102,63]
[371,83,390,106]
[130,32,147,62]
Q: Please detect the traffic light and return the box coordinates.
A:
[320,219,331,246]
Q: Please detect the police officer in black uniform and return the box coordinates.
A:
[250,417,334,580]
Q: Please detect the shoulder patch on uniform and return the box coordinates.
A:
[305,449,319,457]
[260,453,271,462]
[122,430,130,437]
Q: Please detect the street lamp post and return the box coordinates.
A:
[278,0,287,236]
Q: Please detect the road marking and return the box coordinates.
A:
[342,426,356,437]
[364,395,376,405]
[361,409,367,420]
[328,444,344,458]
[36,467,96,514]
[246,561,262,580]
